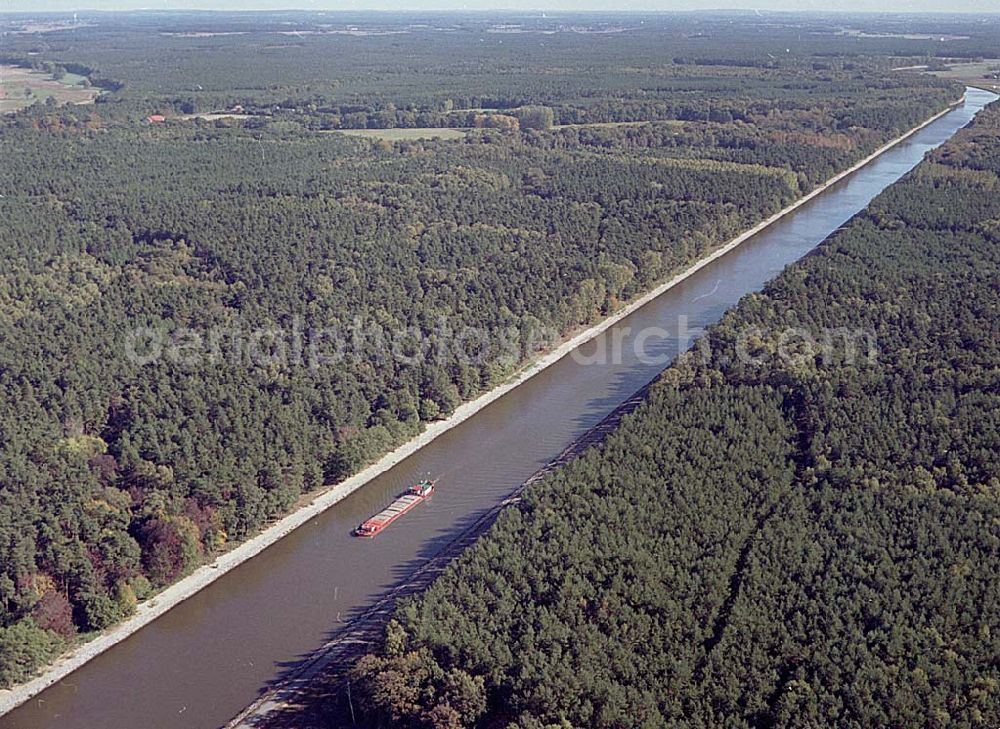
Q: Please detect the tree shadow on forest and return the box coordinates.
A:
[229,358,671,728]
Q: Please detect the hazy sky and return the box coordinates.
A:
[3,0,998,13]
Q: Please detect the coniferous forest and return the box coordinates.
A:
[0,10,997,701]
[349,99,1000,727]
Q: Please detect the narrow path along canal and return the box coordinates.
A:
[2,87,993,729]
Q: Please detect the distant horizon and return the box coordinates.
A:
[3,3,1000,16]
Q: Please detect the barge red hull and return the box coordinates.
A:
[355,479,435,537]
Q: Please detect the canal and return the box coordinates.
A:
[2,87,994,729]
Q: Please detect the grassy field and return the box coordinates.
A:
[330,121,677,139]
[178,112,253,121]
[0,65,99,113]
[928,59,1000,93]
[330,127,469,141]
[553,120,686,129]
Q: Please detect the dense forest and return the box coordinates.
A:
[348,100,1000,727]
[0,12,979,689]
[1,11,997,121]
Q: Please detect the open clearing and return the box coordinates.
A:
[927,59,1000,93]
[332,121,679,139]
[0,65,99,113]
[330,127,468,140]
[832,28,970,40]
[178,112,254,121]
[554,120,685,129]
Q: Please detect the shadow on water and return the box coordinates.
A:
[242,363,670,729]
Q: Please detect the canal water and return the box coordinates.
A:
[2,88,993,729]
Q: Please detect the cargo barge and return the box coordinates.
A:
[354,479,436,537]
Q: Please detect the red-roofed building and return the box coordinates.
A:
[146,114,166,123]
